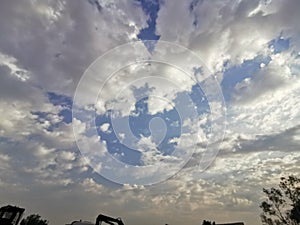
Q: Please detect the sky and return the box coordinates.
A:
[0,0,300,225]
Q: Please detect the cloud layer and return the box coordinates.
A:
[0,0,300,225]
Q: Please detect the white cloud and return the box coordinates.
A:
[100,123,110,133]
[0,52,30,81]
[157,0,300,73]
[136,136,164,165]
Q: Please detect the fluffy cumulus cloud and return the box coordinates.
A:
[0,0,300,225]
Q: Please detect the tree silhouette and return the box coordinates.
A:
[20,214,48,225]
[260,175,300,225]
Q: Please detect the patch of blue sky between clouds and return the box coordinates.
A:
[95,99,179,166]
[95,97,181,166]
[96,113,142,166]
[47,92,73,124]
[221,36,290,102]
[31,92,73,132]
[95,83,210,167]
[268,35,290,54]
[221,55,271,102]
[137,0,161,52]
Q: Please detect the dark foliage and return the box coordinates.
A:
[260,175,300,225]
[20,214,48,225]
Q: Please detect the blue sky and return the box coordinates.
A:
[0,0,300,225]
[137,0,160,43]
